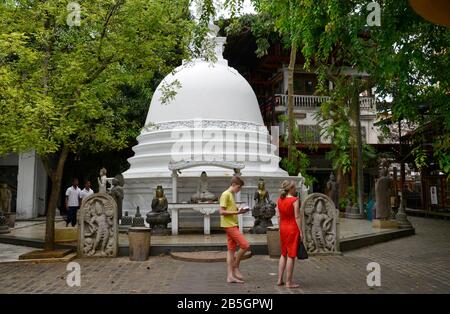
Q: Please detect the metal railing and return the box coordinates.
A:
[274,94,376,111]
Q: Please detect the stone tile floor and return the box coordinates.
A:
[0,216,449,293]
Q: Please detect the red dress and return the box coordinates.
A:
[277,196,300,258]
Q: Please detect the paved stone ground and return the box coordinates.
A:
[0,216,449,294]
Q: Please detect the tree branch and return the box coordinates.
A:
[97,0,125,62]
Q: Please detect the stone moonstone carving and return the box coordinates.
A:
[300,193,339,254]
[78,193,118,257]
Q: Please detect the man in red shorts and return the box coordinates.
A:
[219,176,250,283]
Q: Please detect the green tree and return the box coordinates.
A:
[0,0,193,250]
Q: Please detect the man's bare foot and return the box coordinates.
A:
[277,281,285,286]
[233,268,243,280]
[286,282,300,288]
[227,276,244,284]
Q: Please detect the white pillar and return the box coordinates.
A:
[171,171,178,203]
[203,214,210,235]
[171,208,178,235]
[16,151,47,219]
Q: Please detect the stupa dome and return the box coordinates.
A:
[146,60,264,126]
[123,28,287,178]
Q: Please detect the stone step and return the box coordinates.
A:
[170,250,252,262]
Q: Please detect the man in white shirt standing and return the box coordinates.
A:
[80,180,94,202]
[65,178,81,227]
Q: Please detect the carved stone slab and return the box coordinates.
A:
[300,193,340,255]
[78,193,118,257]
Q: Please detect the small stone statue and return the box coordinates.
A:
[98,168,108,193]
[121,211,132,226]
[109,175,124,221]
[375,167,392,220]
[146,185,171,234]
[297,172,309,202]
[326,172,339,209]
[191,171,217,203]
[251,178,276,234]
[0,183,12,213]
[132,206,145,227]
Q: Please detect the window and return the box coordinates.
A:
[298,125,321,143]
[305,80,314,93]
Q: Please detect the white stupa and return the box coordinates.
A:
[122,24,302,229]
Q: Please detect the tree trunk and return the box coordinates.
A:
[337,167,347,209]
[287,43,297,162]
[43,147,69,251]
[352,78,364,216]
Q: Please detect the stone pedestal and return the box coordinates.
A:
[55,227,78,242]
[396,211,413,229]
[128,227,151,261]
[0,210,10,234]
[372,219,399,229]
[146,212,171,235]
[345,204,365,219]
[4,212,15,228]
[267,226,280,258]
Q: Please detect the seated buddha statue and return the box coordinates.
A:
[251,178,276,234]
[146,185,171,234]
[191,171,217,203]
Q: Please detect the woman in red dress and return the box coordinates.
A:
[276,180,302,288]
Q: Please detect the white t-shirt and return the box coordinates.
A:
[66,186,81,207]
[80,188,94,200]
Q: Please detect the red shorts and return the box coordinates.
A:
[225,226,250,251]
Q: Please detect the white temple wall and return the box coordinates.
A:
[16,151,48,219]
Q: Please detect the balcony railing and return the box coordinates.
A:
[274,94,376,111]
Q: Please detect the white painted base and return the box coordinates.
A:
[123,175,306,230]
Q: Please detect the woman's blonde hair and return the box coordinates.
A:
[280,180,296,199]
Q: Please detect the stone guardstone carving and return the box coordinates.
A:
[300,193,339,255]
[78,193,118,257]
[251,178,276,234]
